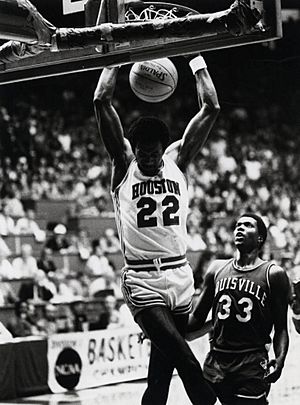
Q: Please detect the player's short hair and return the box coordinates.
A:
[239,213,268,248]
[127,116,170,151]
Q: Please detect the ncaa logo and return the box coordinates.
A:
[55,347,82,390]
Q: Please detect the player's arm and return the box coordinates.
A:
[186,262,217,341]
[93,67,133,191]
[175,55,220,173]
[265,265,290,384]
[291,280,300,334]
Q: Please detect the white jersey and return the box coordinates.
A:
[112,154,189,261]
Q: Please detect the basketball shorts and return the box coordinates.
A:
[121,262,195,318]
[203,349,270,403]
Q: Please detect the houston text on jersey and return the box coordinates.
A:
[132,179,181,200]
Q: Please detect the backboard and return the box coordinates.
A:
[0,0,282,85]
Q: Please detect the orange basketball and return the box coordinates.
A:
[129,58,178,103]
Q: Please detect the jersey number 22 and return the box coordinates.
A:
[137,196,179,228]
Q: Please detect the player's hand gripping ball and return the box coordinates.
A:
[129,58,178,103]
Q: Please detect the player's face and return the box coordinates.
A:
[234,216,260,252]
[135,141,164,176]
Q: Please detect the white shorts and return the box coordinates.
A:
[121,263,195,318]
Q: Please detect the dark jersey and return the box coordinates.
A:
[211,259,274,353]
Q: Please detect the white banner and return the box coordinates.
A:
[47,327,151,393]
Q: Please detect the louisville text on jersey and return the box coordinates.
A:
[215,277,267,307]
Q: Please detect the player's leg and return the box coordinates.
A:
[141,312,189,405]
[136,306,216,405]
[234,351,270,405]
[142,342,174,405]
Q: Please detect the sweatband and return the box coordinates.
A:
[189,55,207,75]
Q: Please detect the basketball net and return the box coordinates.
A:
[124,5,192,22]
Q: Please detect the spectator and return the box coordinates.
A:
[18,270,50,302]
[3,190,25,218]
[37,247,57,274]
[45,224,71,254]
[5,189,24,218]
[67,272,90,298]
[85,239,115,284]
[48,269,77,303]
[99,228,120,254]
[12,243,38,278]
[36,303,60,335]
[0,204,16,236]
[15,208,46,242]
[244,150,262,181]
[0,248,16,279]
[0,282,18,305]
[88,276,111,298]
[75,228,92,260]
[25,302,41,335]
[186,224,207,252]
[0,237,11,257]
[217,149,237,174]
[90,295,120,330]
[70,300,88,331]
[33,269,55,301]
[6,301,35,337]
[55,305,74,333]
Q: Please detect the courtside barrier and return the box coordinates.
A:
[47,327,150,392]
[0,321,299,400]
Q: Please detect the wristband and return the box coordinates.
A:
[189,55,207,75]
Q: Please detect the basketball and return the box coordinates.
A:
[129,58,178,103]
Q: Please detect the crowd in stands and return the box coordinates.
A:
[3,294,134,339]
[0,20,299,337]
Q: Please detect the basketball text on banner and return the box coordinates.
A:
[47,327,151,393]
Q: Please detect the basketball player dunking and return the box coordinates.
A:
[188,214,290,405]
[93,4,261,403]
[93,54,219,405]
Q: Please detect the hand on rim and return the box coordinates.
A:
[18,0,56,48]
[226,0,262,36]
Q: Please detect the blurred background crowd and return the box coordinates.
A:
[0,17,299,338]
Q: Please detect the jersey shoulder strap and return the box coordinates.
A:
[213,258,234,280]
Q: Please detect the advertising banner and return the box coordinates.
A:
[0,341,17,399]
[47,327,151,393]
